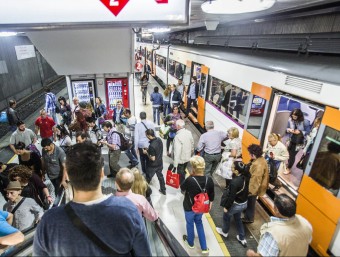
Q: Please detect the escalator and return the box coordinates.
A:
[0,189,188,257]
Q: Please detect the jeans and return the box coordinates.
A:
[50,176,62,196]
[49,110,58,125]
[184,211,207,250]
[138,148,148,175]
[177,162,188,185]
[244,195,257,222]
[125,148,139,166]
[152,106,161,125]
[222,202,247,240]
[163,102,170,117]
[166,137,174,153]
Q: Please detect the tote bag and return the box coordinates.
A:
[166,165,180,189]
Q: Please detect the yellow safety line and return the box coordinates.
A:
[7,154,17,164]
[205,213,231,256]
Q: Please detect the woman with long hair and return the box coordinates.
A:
[180,156,214,254]
[131,168,152,203]
[56,124,72,153]
[285,108,310,174]
[15,142,42,179]
[94,97,107,121]
[58,96,71,126]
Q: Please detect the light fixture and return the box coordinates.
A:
[148,28,171,33]
[0,32,18,37]
[201,0,276,14]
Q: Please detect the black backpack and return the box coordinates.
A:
[111,131,132,151]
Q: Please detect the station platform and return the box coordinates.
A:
[0,75,272,256]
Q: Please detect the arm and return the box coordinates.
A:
[131,213,152,256]
[0,231,24,246]
[248,164,262,196]
[30,130,37,144]
[196,134,205,152]
[142,199,159,222]
[35,125,40,136]
[274,145,289,161]
[6,212,14,225]
[42,187,53,204]
[173,138,180,167]
[9,144,17,155]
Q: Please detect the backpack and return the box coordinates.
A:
[111,131,132,151]
[26,144,42,158]
[191,177,210,214]
[267,158,278,184]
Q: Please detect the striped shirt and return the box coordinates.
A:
[107,127,121,150]
[188,83,196,99]
[45,93,56,113]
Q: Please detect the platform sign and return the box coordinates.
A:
[0,0,189,27]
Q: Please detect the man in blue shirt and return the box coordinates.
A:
[0,210,24,246]
[33,142,151,256]
[45,87,58,124]
[185,76,199,118]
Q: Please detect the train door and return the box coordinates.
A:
[189,62,209,129]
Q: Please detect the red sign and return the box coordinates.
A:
[155,0,168,3]
[100,0,129,16]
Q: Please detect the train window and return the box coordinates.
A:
[155,54,166,71]
[207,76,250,126]
[309,127,340,196]
[168,58,185,80]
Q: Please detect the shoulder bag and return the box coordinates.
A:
[64,203,134,256]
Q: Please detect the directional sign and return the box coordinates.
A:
[100,0,129,17]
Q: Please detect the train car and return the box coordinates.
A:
[136,42,340,256]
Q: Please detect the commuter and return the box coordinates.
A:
[0,162,17,200]
[140,73,149,105]
[134,112,155,175]
[220,127,242,187]
[0,211,24,246]
[86,117,103,144]
[9,121,37,155]
[164,106,181,157]
[112,100,125,134]
[223,86,236,114]
[176,78,184,99]
[145,63,151,80]
[101,121,121,178]
[56,124,72,153]
[169,84,183,109]
[285,108,310,174]
[181,156,214,254]
[6,99,20,132]
[196,120,227,176]
[264,133,289,190]
[9,165,53,208]
[242,144,269,224]
[309,141,340,196]
[150,86,163,125]
[123,109,139,168]
[116,168,158,221]
[94,97,107,122]
[143,129,166,195]
[44,87,58,124]
[35,109,57,141]
[4,181,44,231]
[75,131,90,144]
[173,119,194,184]
[235,90,248,120]
[71,96,79,120]
[15,142,42,178]
[185,76,199,118]
[216,161,250,247]
[246,194,312,257]
[33,142,151,256]
[163,85,171,118]
[41,138,68,195]
[58,96,72,126]
[131,167,152,203]
[69,101,92,133]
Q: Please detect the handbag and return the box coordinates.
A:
[166,164,180,189]
[296,154,306,170]
[159,124,170,139]
[290,123,305,145]
[215,152,233,179]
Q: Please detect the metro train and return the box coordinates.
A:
[135,42,340,256]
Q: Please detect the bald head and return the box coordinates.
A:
[115,168,134,191]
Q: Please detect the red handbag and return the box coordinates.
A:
[166,167,180,189]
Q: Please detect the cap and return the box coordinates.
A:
[5,181,22,191]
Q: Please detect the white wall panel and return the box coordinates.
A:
[27,28,132,75]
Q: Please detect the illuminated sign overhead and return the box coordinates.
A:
[0,0,189,28]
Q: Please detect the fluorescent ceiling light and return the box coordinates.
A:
[0,32,18,37]
[148,28,171,33]
[201,0,276,14]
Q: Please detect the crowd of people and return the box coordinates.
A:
[0,83,317,256]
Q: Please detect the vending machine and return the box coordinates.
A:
[105,78,129,119]
[71,80,96,107]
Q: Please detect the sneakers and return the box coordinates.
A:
[202,248,209,254]
[241,218,254,224]
[216,227,228,238]
[236,235,247,247]
[183,235,194,249]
